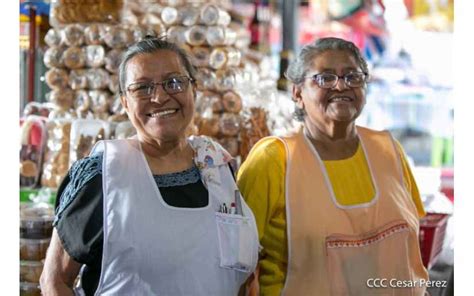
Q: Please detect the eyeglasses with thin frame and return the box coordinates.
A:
[305,72,368,89]
[125,76,194,100]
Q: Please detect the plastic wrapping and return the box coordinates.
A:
[20,203,54,239]
[196,115,220,137]
[191,47,210,67]
[20,238,50,261]
[108,74,120,94]
[69,119,110,165]
[161,6,182,26]
[84,24,104,45]
[209,48,227,70]
[181,6,201,26]
[222,91,242,113]
[44,28,62,47]
[206,26,236,46]
[68,69,88,90]
[166,26,187,45]
[46,88,75,110]
[23,102,53,118]
[61,24,85,47]
[102,25,133,49]
[49,0,123,27]
[185,25,207,46]
[20,281,41,296]
[41,120,72,189]
[200,4,231,26]
[20,116,48,188]
[62,46,86,69]
[85,45,106,68]
[74,90,92,112]
[20,260,44,283]
[113,120,137,139]
[89,90,112,114]
[219,113,241,136]
[86,68,110,90]
[105,49,124,74]
[195,68,217,91]
[43,46,65,69]
[217,136,239,157]
[45,68,69,90]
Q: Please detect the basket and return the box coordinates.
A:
[418,212,449,269]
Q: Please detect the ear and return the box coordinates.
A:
[120,94,131,115]
[292,84,304,109]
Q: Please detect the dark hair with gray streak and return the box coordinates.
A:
[119,36,197,94]
[285,37,369,85]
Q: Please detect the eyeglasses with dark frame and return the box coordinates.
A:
[305,72,368,89]
[125,76,195,100]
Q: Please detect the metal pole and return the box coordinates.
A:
[27,5,37,103]
[277,0,299,91]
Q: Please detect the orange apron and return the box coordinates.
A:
[280,126,428,296]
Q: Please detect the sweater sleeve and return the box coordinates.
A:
[237,137,288,295]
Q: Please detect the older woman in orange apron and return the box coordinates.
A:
[238,37,428,295]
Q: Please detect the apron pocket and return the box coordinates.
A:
[215,212,257,273]
[325,220,421,296]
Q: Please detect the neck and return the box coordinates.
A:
[139,134,190,160]
[305,120,357,143]
[304,121,359,160]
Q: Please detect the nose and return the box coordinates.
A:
[150,86,168,104]
[332,76,349,91]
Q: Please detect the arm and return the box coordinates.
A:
[237,137,287,295]
[40,229,82,296]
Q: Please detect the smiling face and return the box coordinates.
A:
[121,50,195,143]
[294,49,367,132]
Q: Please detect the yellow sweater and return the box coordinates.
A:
[237,137,425,295]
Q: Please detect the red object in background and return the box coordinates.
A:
[440,168,454,203]
[419,213,449,269]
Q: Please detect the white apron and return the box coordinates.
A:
[83,136,258,296]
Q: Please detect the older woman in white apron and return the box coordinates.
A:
[238,37,428,295]
[40,37,259,296]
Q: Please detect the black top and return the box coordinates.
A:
[53,152,226,295]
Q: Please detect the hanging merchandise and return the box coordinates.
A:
[20,116,48,189]
[121,0,271,162]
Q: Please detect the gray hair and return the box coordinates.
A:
[285,37,369,85]
[119,36,197,94]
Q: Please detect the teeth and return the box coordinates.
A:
[149,109,177,117]
[330,97,351,102]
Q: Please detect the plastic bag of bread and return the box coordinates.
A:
[222,91,243,113]
[20,116,47,188]
[108,74,120,94]
[85,45,106,68]
[20,260,44,283]
[60,24,84,47]
[195,68,217,91]
[102,25,133,49]
[69,119,110,165]
[62,46,86,69]
[200,4,231,26]
[89,90,112,114]
[44,28,62,47]
[41,119,72,189]
[166,26,187,45]
[217,136,239,157]
[43,46,65,69]
[239,107,271,161]
[84,24,103,45]
[86,68,110,90]
[113,120,137,139]
[105,49,124,74]
[219,112,241,137]
[45,68,69,90]
[23,102,53,118]
[195,115,220,137]
[46,88,75,110]
[68,69,88,90]
[49,0,123,27]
